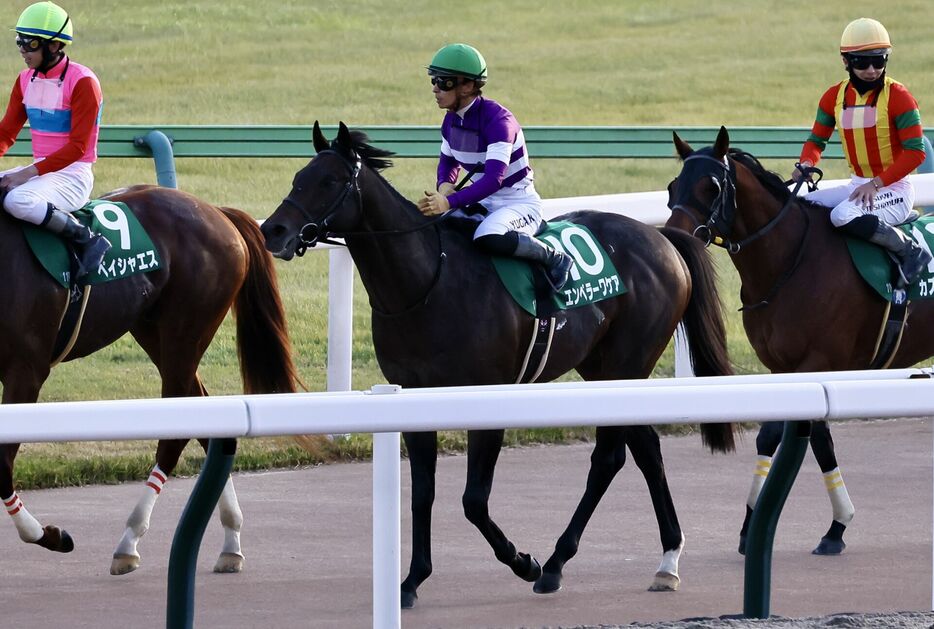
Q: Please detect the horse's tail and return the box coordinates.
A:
[661,226,736,453]
[220,206,303,394]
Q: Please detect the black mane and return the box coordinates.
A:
[335,130,395,172]
[729,148,823,211]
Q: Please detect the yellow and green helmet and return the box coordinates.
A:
[427,43,487,81]
[14,1,73,44]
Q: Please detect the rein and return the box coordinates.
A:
[281,148,448,316]
[676,153,823,310]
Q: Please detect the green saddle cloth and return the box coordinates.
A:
[491,220,627,317]
[23,199,162,288]
[846,215,934,301]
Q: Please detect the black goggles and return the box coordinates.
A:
[430,75,460,91]
[15,35,44,51]
[847,54,887,70]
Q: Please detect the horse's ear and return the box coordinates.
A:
[336,121,352,150]
[673,132,693,160]
[312,121,329,154]
[713,126,730,159]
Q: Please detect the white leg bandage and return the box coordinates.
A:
[114,465,166,557]
[217,477,243,557]
[3,492,43,543]
[746,455,772,509]
[823,467,855,525]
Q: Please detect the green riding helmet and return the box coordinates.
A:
[14,1,73,44]
[427,43,487,81]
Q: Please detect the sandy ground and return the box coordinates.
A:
[0,418,930,628]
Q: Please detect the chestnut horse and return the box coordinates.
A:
[0,185,299,575]
[666,126,934,556]
[261,122,735,608]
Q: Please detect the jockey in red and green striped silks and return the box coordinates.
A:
[794,17,930,287]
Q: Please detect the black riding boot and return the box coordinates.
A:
[513,233,573,292]
[40,205,112,279]
[868,222,932,286]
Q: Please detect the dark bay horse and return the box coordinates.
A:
[261,122,735,608]
[666,126,934,556]
[0,185,299,575]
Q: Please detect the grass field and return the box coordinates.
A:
[2,0,931,487]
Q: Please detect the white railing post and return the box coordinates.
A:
[370,385,401,629]
[674,323,694,377]
[327,247,354,392]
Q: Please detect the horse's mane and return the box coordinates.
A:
[729,148,824,211]
[338,130,395,172]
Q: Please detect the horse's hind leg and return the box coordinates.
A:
[809,421,852,555]
[535,426,627,595]
[462,430,542,583]
[1,372,74,553]
[627,426,684,592]
[401,431,438,609]
[738,421,783,555]
[194,436,245,573]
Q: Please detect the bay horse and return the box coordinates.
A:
[261,122,735,608]
[666,126,934,556]
[0,184,299,575]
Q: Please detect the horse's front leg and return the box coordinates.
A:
[400,431,438,609]
[535,426,627,594]
[111,438,187,575]
[1,372,72,553]
[738,421,783,555]
[462,429,541,584]
[809,420,853,555]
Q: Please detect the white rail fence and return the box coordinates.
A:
[3,368,933,628]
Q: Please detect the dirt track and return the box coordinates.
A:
[1,418,930,628]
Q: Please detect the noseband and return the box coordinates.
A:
[280,149,362,256]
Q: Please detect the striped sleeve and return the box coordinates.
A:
[800,86,839,165]
[0,79,27,158]
[879,82,925,185]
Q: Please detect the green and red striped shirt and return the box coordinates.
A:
[800,77,924,186]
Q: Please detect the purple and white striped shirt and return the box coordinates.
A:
[436,97,536,210]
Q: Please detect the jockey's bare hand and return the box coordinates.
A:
[438,182,456,196]
[791,160,814,183]
[849,177,881,210]
[0,165,39,191]
[417,190,450,216]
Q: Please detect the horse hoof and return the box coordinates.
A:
[213,552,244,573]
[648,571,680,592]
[35,526,75,553]
[401,590,417,610]
[738,535,746,556]
[513,553,542,582]
[533,572,562,594]
[812,537,846,555]
[110,553,141,576]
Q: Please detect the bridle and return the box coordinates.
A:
[278,147,448,315]
[280,149,363,256]
[670,151,823,309]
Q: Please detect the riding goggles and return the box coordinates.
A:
[15,35,44,52]
[847,54,887,70]
[430,75,460,91]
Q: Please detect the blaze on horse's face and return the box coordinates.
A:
[668,126,736,240]
[261,122,362,260]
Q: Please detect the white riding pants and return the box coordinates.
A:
[804,175,915,227]
[471,183,544,239]
[1,160,94,225]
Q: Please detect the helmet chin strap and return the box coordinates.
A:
[35,14,70,75]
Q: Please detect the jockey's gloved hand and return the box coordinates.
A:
[417,190,450,216]
[791,160,814,183]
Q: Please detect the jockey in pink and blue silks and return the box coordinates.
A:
[417,43,573,292]
[0,1,109,279]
